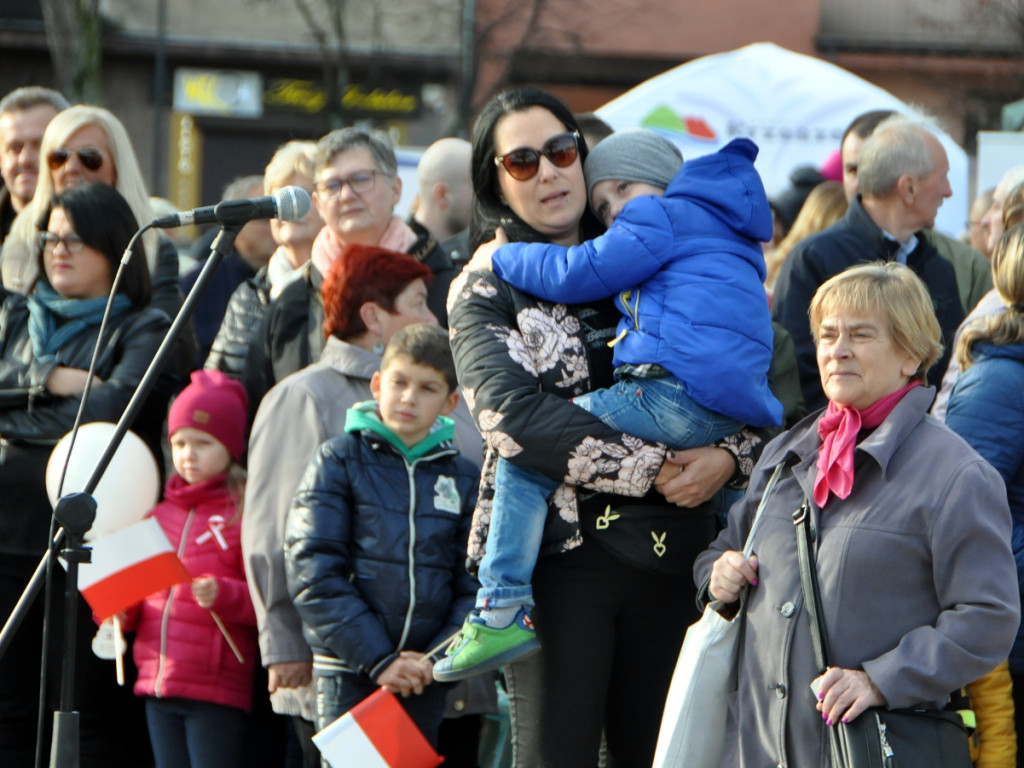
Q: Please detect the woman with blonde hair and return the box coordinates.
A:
[701,261,1018,767]
[764,180,848,296]
[946,224,1024,765]
[0,105,180,318]
[206,140,324,377]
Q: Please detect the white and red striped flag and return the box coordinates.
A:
[78,518,191,620]
[313,688,444,768]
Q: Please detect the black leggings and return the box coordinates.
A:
[504,541,704,768]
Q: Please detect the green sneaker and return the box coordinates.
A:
[432,609,540,682]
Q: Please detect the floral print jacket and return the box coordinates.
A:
[447,269,765,563]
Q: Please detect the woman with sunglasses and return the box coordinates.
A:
[0,182,177,767]
[1,105,182,322]
[446,86,769,767]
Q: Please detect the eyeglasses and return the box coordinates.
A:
[46,147,105,172]
[315,170,381,199]
[494,131,580,181]
[38,231,86,253]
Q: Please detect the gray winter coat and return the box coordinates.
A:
[694,386,1020,768]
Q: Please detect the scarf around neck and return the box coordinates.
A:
[163,471,232,509]
[27,282,132,362]
[310,216,419,278]
[813,381,919,508]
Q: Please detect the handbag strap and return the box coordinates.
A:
[741,462,787,558]
[793,496,833,676]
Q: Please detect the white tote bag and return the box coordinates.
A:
[651,463,785,768]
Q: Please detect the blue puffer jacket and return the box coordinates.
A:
[946,339,1024,674]
[493,137,780,428]
[285,402,479,680]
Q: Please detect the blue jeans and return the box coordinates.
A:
[145,696,248,768]
[478,374,741,610]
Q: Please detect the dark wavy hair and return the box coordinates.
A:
[36,182,151,306]
[469,87,604,253]
[321,243,432,341]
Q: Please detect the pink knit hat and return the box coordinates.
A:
[168,370,249,460]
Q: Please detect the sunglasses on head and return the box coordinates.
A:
[46,147,104,172]
[494,131,580,181]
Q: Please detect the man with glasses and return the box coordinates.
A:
[242,127,456,417]
[0,86,69,244]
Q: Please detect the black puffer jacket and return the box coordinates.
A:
[285,408,478,680]
[0,289,176,553]
[205,267,271,379]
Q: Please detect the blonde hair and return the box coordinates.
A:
[2,105,158,291]
[957,223,1024,371]
[1002,182,1024,232]
[765,181,847,292]
[809,261,943,383]
[264,140,317,194]
[225,462,247,524]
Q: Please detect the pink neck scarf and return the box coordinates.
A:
[813,381,919,508]
[311,217,419,277]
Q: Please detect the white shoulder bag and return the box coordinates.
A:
[651,462,785,768]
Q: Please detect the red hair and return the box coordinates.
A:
[321,243,432,340]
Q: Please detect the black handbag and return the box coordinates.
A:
[793,499,972,768]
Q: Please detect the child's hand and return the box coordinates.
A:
[377,653,433,697]
[465,227,508,272]
[191,576,218,608]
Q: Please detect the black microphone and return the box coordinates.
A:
[150,185,312,228]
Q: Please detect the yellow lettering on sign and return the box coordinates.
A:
[264,79,326,113]
[342,85,416,114]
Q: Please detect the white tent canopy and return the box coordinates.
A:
[597,42,968,237]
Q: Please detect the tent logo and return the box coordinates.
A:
[640,105,717,142]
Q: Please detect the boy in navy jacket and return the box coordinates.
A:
[285,323,479,747]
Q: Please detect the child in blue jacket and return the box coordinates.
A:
[435,130,781,682]
[285,324,480,748]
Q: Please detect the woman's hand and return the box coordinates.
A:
[655,447,735,507]
[268,661,312,692]
[464,227,508,272]
[814,668,886,725]
[191,576,218,608]
[46,366,103,396]
[709,551,758,603]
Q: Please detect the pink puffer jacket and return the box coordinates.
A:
[124,473,257,711]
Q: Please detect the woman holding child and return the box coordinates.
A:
[445,86,770,766]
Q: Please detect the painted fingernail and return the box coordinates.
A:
[841,717,850,724]
[826,718,833,726]
[822,711,828,720]
[750,578,758,586]
[817,692,825,700]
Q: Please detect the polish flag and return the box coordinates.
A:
[313,688,444,768]
[78,518,191,620]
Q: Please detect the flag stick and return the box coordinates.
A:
[210,611,244,663]
[418,629,461,663]
[113,615,125,686]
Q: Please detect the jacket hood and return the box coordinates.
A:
[971,337,1024,366]
[664,137,773,242]
[344,400,455,461]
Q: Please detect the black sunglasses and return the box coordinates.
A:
[494,131,580,181]
[47,147,105,172]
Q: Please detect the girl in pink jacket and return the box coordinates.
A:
[122,370,257,768]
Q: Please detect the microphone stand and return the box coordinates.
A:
[0,225,242,768]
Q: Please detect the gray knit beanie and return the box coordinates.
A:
[584,128,684,204]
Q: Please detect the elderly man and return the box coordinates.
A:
[839,109,991,316]
[773,115,965,411]
[0,86,68,244]
[242,127,456,414]
[410,136,473,265]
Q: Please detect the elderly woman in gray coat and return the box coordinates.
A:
[695,262,1020,768]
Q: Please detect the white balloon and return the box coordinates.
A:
[46,422,160,541]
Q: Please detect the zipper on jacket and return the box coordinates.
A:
[396,461,418,651]
[608,288,642,348]
[154,508,195,697]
